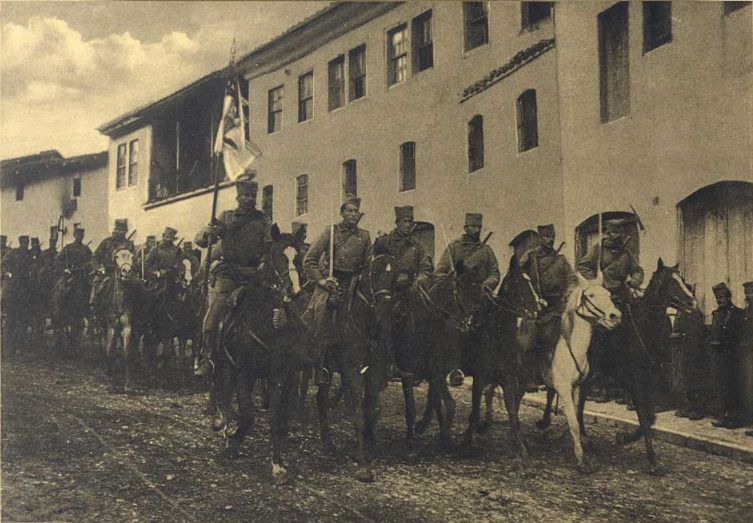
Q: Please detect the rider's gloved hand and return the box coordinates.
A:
[318,277,338,293]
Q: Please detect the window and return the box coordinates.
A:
[387,24,408,86]
[399,142,416,192]
[328,56,345,111]
[599,2,630,123]
[116,143,127,189]
[516,89,539,152]
[298,72,313,123]
[349,45,367,100]
[521,2,552,29]
[268,85,283,133]
[342,159,357,196]
[643,2,672,52]
[724,2,750,15]
[262,185,273,221]
[412,11,433,73]
[15,182,24,201]
[73,177,82,197]
[128,139,139,187]
[464,2,489,51]
[467,115,484,172]
[296,174,308,216]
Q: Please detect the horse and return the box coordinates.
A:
[212,225,310,484]
[538,258,697,475]
[50,267,91,355]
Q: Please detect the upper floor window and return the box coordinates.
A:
[412,10,434,73]
[298,72,314,123]
[643,2,672,52]
[521,2,552,30]
[342,159,357,197]
[464,2,489,51]
[517,89,539,152]
[128,139,139,187]
[349,45,367,101]
[328,55,345,111]
[296,174,308,216]
[15,182,24,201]
[73,177,82,197]
[724,2,750,15]
[268,85,283,134]
[387,24,408,86]
[116,143,127,189]
[262,185,273,221]
[468,115,484,172]
[599,2,630,123]
[399,142,416,192]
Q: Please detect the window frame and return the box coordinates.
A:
[262,184,274,221]
[342,159,358,197]
[399,141,416,192]
[267,85,284,134]
[463,1,489,52]
[298,71,314,123]
[642,1,672,53]
[15,181,24,201]
[348,44,367,101]
[521,2,552,30]
[73,177,82,197]
[128,139,139,187]
[387,23,409,87]
[412,10,434,74]
[116,142,127,190]
[723,2,750,15]
[598,2,630,124]
[516,89,539,153]
[328,55,346,111]
[468,115,485,173]
[295,174,309,217]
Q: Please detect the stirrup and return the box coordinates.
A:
[448,369,465,387]
[193,357,215,377]
[315,367,331,385]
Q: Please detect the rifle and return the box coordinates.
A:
[556,241,565,254]
[482,231,493,245]
[127,229,137,241]
[176,237,185,248]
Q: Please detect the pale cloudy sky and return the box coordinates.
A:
[0,1,329,159]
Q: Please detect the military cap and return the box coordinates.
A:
[604,219,625,233]
[537,224,555,236]
[146,235,156,241]
[114,218,128,231]
[341,193,361,211]
[0,235,7,243]
[18,235,29,242]
[163,226,178,238]
[73,226,85,236]
[30,237,40,245]
[183,241,193,249]
[291,221,307,235]
[712,282,731,296]
[394,206,414,221]
[465,213,483,227]
[235,170,258,194]
[508,229,538,247]
[743,281,753,294]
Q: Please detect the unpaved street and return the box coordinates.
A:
[3,353,753,522]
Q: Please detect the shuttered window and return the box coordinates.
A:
[468,115,484,172]
[516,89,539,152]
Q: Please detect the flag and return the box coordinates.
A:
[213,80,262,181]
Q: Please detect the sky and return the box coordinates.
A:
[0,1,329,159]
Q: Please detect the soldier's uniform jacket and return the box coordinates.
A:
[195,208,269,273]
[2,247,33,280]
[436,236,500,290]
[303,222,372,283]
[530,246,578,313]
[710,304,746,353]
[373,229,432,282]
[56,242,92,272]
[93,236,136,272]
[576,243,644,291]
[144,241,182,276]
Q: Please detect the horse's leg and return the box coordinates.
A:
[122,315,132,392]
[414,382,436,435]
[298,368,311,416]
[401,376,417,451]
[435,380,455,450]
[105,322,116,379]
[261,378,270,411]
[575,383,594,451]
[501,374,528,463]
[363,365,380,453]
[463,375,484,447]
[316,371,336,455]
[559,382,593,473]
[270,373,294,485]
[343,367,373,483]
[536,388,557,430]
[481,383,497,432]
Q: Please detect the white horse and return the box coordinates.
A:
[542,273,622,473]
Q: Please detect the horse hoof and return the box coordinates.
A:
[578,457,597,475]
[535,418,551,431]
[354,466,374,483]
[272,464,289,485]
[211,417,227,433]
[648,465,669,477]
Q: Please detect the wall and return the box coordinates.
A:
[1,164,109,249]
[243,1,564,268]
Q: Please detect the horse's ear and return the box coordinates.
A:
[269,223,282,242]
[508,255,519,271]
[575,270,588,286]
[592,270,603,286]
[293,225,306,244]
[672,262,680,271]
[657,257,665,270]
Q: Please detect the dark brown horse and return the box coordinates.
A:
[50,267,91,354]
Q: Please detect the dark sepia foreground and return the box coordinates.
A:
[2,351,752,523]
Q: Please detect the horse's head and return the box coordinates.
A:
[259,224,296,298]
[498,255,543,319]
[114,248,134,278]
[645,258,696,313]
[569,272,622,330]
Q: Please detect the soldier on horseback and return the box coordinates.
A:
[2,235,34,352]
[303,194,371,382]
[180,241,200,280]
[436,213,499,386]
[90,219,136,308]
[144,227,182,285]
[193,172,270,377]
[57,225,92,273]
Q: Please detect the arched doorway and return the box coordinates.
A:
[678,181,753,318]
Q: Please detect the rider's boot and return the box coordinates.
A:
[194,333,215,377]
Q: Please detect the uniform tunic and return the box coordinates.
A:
[710,304,746,419]
[576,243,644,291]
[436,236,500,291]
[373,229,432,283]
[93,235,136,272]
[57,242,92,271]
[144,241,182,275]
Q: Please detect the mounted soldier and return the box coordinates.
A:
[194,171,270,377]
[180,241,200,281]
[303,194,372,381]
[90,219,136,309]
[135,235,157,276]
[144,227,182,286]
[56,225,92,273]
[2,235,34,352]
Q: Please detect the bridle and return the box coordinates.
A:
[574,288,610,324]
[488,272,544,320]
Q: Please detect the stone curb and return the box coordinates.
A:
[521,396,753,464]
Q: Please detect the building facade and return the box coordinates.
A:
[1,150,109,248]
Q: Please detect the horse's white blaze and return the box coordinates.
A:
[385,263,392,272]
[284,246,300,294]
[182,259,193,283]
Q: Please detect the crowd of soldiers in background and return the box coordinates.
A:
[1,199,752,436]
